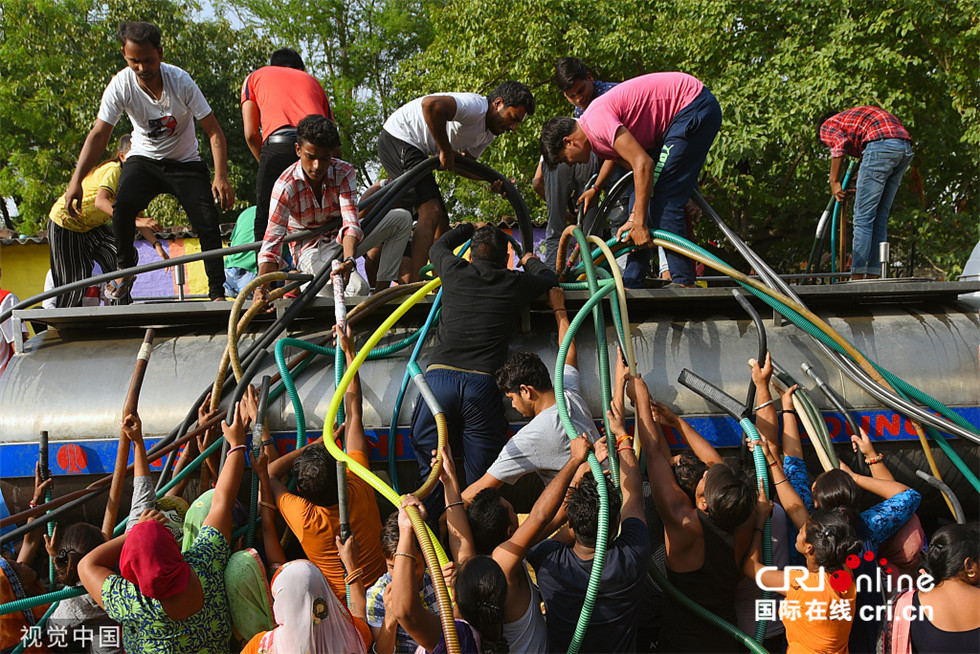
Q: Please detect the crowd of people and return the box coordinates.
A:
[5,16,974,654]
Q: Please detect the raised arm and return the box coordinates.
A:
[749,434,810,530]
[741,496,787,594]
[434,442,475,563]
[253,451,286,572]
[337,534,368,621]
[78,534,127,610]
[198,112,234,210]
[634,375,698,536]
[203,390,253,543]
[494,435,593,576]
[338,325,368,457]
[18,464,52,565]
[549,286,575,368]
[608,402,643,523]
[779,385,804,460]
[751,354,779,449]
[651,400,723,466]
[421,95,459,172]
[841,461,910,500]
[388,496,442,651]
[123,412,157,533]
[850,427,895,481]
[65,120,114,218]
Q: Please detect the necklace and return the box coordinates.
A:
[136,70,168,110]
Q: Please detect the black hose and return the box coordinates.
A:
[914,471,965,524]
[693,189,980,445]
[0,223,339,324]
[732,289,768,463]
[0,486,109,547]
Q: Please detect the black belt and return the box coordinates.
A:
[265,127,297,146]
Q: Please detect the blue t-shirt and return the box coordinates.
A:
[527,517,650,653]
[573,80,618,118]
[102,525,231,653]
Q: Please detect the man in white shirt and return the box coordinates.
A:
[65,21,234,301]
[377,82,535,281]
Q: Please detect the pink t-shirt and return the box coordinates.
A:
[578,72,704,160]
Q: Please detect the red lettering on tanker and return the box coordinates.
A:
[876,414,901,437]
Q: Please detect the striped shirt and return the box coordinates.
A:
[258,159,362,266]
[819,106,910,158]
[365,571,440,653]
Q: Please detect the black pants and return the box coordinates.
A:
[47,220,129,307]
[254,139,299,242]
[113,155,224,299]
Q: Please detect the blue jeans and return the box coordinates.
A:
[851,138,913,275]
[410,367,508,517]
[623,86,721,287]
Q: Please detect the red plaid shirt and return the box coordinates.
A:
[258,159,362,267]
[820,106,910,158]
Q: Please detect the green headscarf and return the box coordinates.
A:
[225,548,274,643]
[181,489,214,552]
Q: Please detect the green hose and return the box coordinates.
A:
[553,278,617,654]
[647,561,770,654]
[0,585,83,617]
[741,417,773,643]
[649,228,980,493]
[9,599,61,653]
[569,227,618,489]
[829,161,858,278]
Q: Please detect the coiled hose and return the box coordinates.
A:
[278,279,459,654]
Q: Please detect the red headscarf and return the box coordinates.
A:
[119,520,191,600]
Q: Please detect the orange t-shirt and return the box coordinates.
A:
[277,450,386,602]
[783,569,857,654]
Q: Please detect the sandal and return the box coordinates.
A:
[105,275,136,300]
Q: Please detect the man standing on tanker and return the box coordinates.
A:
[65,21,234,301]
[241,47,334,243]
[539,72,721,288]
[377,82,536,281]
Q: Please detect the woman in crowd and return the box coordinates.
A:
[388,495,508,654]
[883,522,980,653]
[745,504,863,654]
[44,523,122,653]
[78,389,255,652]
[240,559,368,654]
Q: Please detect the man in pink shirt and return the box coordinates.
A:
[539,72,721,287]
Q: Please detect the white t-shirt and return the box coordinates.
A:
[382,92,496,158]
[486,365,602,486]
[98,62,212,162]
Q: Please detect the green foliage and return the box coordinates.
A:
[0,0,265,232]
[218,0,434,186]
[399,0,979,278]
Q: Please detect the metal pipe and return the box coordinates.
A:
[915,470,964,524]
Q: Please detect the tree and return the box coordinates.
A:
[0,0,266,233]
[397,0,979,277]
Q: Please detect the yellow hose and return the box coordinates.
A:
[585,236,636,376]
[213,273,293,410]
[318,278,458,652]
[656,236,955,513]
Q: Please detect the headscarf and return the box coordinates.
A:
[225,548,274,642]
[119,520,191,600]
[257,560,366,654]
[0,557,48,650]
[182,489,214,552]
[155,495,189,543]
[181,489,246,552]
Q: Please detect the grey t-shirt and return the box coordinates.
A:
[486,365,601,485]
